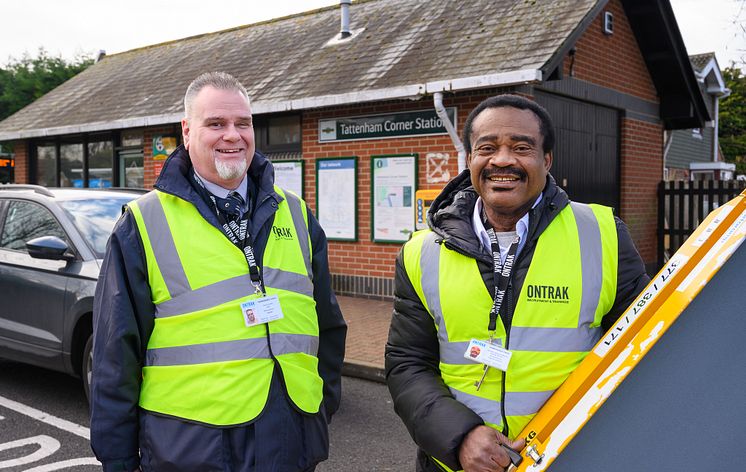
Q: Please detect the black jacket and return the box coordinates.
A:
[90,146,347,472]
[385,170,649,471]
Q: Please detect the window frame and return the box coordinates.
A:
[31,132,115,187]
[0,198,74,256]
[254,113,302,153]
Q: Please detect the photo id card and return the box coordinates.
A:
[464,339,512,371]
[240,294,284,327]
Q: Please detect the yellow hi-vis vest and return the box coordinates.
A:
[128,186,322,426]
[403,202,617,470]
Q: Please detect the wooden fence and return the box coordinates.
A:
[658,180,746,267]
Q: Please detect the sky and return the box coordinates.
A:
[0,0,744,69]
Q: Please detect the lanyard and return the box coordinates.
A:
[191,170,264,295]
[485,228,520,337]
[213,204,264,295]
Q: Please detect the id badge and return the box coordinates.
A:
[241,294,284,327]
[464,339,512,371]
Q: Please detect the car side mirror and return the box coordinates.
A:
[26,236,75,261]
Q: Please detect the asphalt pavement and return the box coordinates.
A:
[0,295,405,471]
[0,360,417,472]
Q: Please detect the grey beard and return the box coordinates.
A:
[215,158,248,181]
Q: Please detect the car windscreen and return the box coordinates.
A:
[59,196,137,258]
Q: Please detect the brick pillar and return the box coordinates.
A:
[13,141,29,184]
[620,118,663,267]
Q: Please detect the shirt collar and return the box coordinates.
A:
[193,169,248,205]
[472,193,543,254]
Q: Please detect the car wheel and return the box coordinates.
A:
[82,334,93,406]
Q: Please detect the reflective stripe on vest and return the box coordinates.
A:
[403,202,617,450]
[128,186,323,426]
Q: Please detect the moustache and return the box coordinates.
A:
[481,167,526,180]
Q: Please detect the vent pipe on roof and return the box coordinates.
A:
[434,92,467,173]
[340,0,352,38]
[95,50,106,63]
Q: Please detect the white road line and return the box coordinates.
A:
[0,395,90,440]
[0,435,59,468]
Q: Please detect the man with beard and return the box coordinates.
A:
[91,72,346,472]
[385,94,649,472]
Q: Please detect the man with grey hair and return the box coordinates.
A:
[90,71,347,471]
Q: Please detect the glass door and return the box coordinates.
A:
[118,149,144,188]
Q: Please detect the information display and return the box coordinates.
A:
[316,157,357,241]
[372,154,417,242]
[273,160,304,198]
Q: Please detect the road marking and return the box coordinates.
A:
[24,458,102,471]
[0,395,90,440]
[0,435,60,468]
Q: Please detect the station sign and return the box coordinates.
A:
[319,108,456,142]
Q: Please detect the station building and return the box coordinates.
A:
[0,0,707,297]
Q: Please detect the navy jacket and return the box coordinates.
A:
[91,146,346,472]
[385,171,650,471]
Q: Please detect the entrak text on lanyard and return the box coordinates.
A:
[465,225,520,391]
[192,170,285,328]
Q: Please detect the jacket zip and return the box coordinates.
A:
[500,280,513,437]
[498,224,540,438]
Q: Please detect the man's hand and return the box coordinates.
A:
[458,425,526,472]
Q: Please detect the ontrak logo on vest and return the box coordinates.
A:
[272,226,294,240]
[526,285,570,304]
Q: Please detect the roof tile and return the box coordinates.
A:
[0,0,599,136]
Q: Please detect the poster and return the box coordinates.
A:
[152,136,177,160]
[273,160,304,197]
[372,154,417,242]
[316,157,356,241]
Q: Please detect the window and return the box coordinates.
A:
[60,143,84,187]
[268,115,301,146]
[88,141,113,188]
[255,114,301,153]
[121,130,143,147]
[33,136,114,187]
[119,150,144,188]
[0,201,68,252]
[36,145,57,186]
[0,156,13,184]
[59,196,134,257]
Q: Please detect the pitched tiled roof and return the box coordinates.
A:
[689,52,716,73]
[0,0,600,139]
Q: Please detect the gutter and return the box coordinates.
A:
[433,92,467,173]
[0,69,542,141]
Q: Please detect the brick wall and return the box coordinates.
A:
[565,0,662,266]
[301,91,503,297]
[566,0,658,103]
[13,141,29,183]
[620,118,663,264]
[307,0,667,292]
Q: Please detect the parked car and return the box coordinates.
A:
[0,184,145,402]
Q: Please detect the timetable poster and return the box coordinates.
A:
[372,154,416,242]
[317,157,357,241]
[273,160,303,198]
